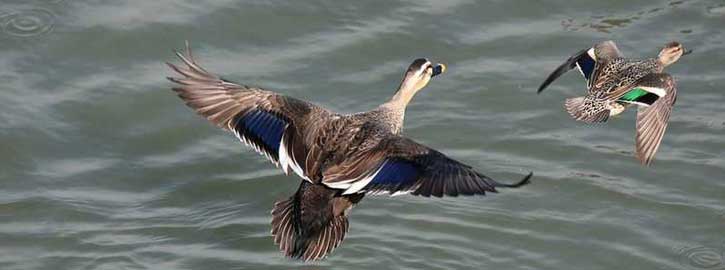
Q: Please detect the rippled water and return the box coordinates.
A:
[1,0,724,269]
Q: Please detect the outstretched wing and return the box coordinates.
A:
[537,48,593,94]
[587,40,624,90]
[167,42,329,180]
[538,40,623,94]
[323,136,532,197]
[633,73,677,166]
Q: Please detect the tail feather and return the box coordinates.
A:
[564,96,610,123]
[270,198,296,254]
[301,215,348,260]
[270,183,355,261]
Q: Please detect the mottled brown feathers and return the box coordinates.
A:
[634,74,677,165]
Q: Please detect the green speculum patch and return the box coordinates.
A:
[618,87,649,101]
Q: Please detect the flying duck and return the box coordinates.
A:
[167,42,532,261]
[537,40,690,165]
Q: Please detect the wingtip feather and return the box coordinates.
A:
[637,155,653,166]
[490,172,533,189]
[506,172,533,188]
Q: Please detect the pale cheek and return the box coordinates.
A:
[417,78,430,89]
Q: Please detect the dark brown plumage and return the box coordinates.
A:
[168,42,532,260]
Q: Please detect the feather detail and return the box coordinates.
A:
[564,96,610,123]
[167,42,325,179]
[271,182,361,261]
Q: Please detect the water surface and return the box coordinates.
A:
[1,0,724,269]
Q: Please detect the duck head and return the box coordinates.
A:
[396,58,445,94]
[658,41,692,67]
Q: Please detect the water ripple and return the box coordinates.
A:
[0,8,55,37]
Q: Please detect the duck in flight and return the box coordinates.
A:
[167,42,532,261]
[537,40,691,165]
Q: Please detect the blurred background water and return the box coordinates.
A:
[1,0,724,269]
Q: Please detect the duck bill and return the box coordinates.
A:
[682,49,693,56]
[431,64,446,77]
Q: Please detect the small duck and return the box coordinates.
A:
[167,42,532,261]
[537,40,691,165]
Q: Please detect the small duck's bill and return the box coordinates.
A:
[683,49,693,56]
[432,64,446,77]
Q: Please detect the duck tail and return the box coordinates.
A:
[271,182,357,261]
[564,96,610,123]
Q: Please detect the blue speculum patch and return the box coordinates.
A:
[368,160,420,187]
[577,55,595,80]
[237,110,286,152]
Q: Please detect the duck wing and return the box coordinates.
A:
[323,136,532,197]
[167,42,328,181]
[538,40,623,94]
[632,73,677,165]
[587,41,625,91]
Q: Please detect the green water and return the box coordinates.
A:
[1,0,724,269]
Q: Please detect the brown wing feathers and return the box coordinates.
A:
[407,147,532,197]
[634,74,677,165]
[168,43,321,176]
[167,43,247,129]
[322,136,532,197]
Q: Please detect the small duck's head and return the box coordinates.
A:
[398,58,446,94]
[658,41,692,66]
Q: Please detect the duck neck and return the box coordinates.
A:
[654,58,668,72]
[385,87,417,110]
[378,87,418,134]
[656,51,680,70]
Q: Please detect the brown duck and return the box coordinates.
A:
[537,41,690,165]
[167,42,532,261]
